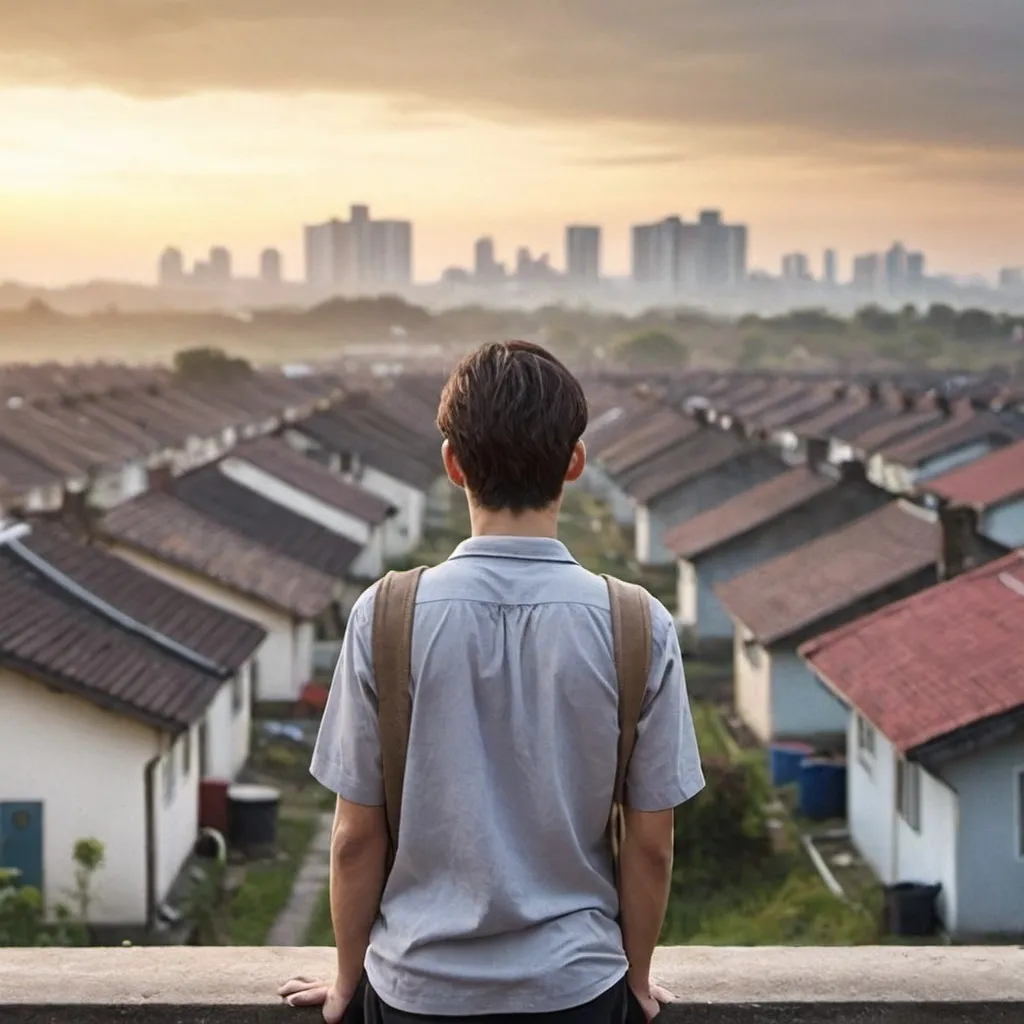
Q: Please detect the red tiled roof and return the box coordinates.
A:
[928,439,1024,509]
[714,501,938,645]
[664,467,837,559]
[881,411,1018,464]
[800,553,1024,754]
[598,409,699,476]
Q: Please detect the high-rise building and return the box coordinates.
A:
[260,248,283,285]
[565,225,601,283]
[208,246,233,285]
[905,251,926,288]
[158,247,185,287]
[474,237,499,282]
[853,253,881,291]
[884,242,907,293]
[781,253,811,283]
[304,205,413,292]
[632,210,746,291]
[823,249,838,286]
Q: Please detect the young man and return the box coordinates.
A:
[280,341,704,1023]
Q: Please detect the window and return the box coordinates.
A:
[856,715,877,772]
[896,758,921,832]
[1017,769,1024,860]
[162,744,177,806]
[232,670,246,714]
[181,729,192,776]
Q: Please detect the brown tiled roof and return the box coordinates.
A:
[882,411,1021,464]
[599,409,699,476]
[23,523,265,671]
[927,439,1024,509]
[174,467,361,577]
[583,397,662,459]
[619,429,748,503]
[828,400,909,443]
[231,438,393,525]
[714,502,939,645]
[788,396,870,438]
[731,382,810,423]
[98,492,335,619]
[758,387,841,432]
[664,467,838,559]
[800,553,1024,756]
[850,407,945,452]
[0,534,226,732]
[0,442,62,500]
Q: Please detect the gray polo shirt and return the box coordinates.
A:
[311,536,704,1016]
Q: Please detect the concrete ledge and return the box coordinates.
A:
[2,946,1023,1023]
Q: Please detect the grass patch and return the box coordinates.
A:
[222,813,319,946]
[663,858,880,946]
[691,701,737,761]
[306,883,335,947]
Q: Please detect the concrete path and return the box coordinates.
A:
[265,812,333,946]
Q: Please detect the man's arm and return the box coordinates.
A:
[329,796,389,997]
[619,807,674,999]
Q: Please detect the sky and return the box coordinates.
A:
[1,1,1022,285]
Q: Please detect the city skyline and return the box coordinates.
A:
[1,3,1022,285]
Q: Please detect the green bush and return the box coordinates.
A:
[673,756,772,871]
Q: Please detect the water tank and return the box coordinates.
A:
[227,784,281,858]
[798,758,847,820]
[768,741,815,786]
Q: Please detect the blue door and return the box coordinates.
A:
[0,802,44,893]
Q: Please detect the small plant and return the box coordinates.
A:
[68,838,106,928]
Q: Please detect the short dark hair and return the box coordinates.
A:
[436,341,589,512]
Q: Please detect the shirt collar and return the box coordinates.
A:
[448,536,579,565]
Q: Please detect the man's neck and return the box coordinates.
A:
[467,501,561,539]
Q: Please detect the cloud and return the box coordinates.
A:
[2,0,1023,157]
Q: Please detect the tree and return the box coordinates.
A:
[173,347,253,383]
[615,330,689,367]
[737,334,768,368]
[924,303,957,334]
[855,305,900,335]
[954,308,996,341]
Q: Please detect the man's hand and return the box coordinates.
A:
[277,976,355,1023]
[628,977,676,1021]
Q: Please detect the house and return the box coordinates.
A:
[664,456,890,644]
[0,519,265,931]
[0,441,65,516]
[616,429,785,567]
[800,553,1024,937]
[595,407,700,529]
[289,391,441,559]
[214,437,396,580]
[928,438,1024,548]
[96,492,336,705]
[866,404,1022,495]
[713,500,1006,745]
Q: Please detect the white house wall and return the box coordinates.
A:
[676,559,698,628]
[634,504,674,567]
[733,628,773,744]
[104,544,306,704]
[88,462,149,512]
[0,667,154,926]
[202,668,252,781]
[846,717,897,885]
[154,725,200,909]
[350,525,385,579]
[358,465,425,557]
[219,458,372,545]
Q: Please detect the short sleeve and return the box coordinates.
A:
[625,602,705,812]
[309,586,384,805]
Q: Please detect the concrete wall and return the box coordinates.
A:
[154,726,200,908]
[983,497,1024,549]
[0,667,155,925]
[944,734,1024,936]
[105,544,305,704]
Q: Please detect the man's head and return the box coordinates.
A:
[436,341,589,513]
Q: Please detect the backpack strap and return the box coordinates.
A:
[602,575,653,875]
[372,567,426,860]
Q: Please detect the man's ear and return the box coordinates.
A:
[442,440,466,488]
[565,440,587,483]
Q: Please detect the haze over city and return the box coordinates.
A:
[2,1,1023,289]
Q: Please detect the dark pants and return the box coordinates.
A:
[357,977,643,1024]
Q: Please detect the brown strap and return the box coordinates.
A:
[372,567,426,858]
[603,574,653,872]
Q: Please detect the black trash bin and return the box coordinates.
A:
[884,882,941,937]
